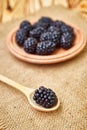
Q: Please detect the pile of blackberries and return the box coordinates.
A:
[15,17,75,55]
[33,86,58,108]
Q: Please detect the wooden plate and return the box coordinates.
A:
[7,25,86,64]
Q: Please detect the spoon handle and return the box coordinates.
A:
[0,74,32,95]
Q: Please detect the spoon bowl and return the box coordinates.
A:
[29,92,60,112]
[0,74,60,112]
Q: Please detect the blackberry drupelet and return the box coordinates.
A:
[40,31,61,47]
[33,86,58,108]
[20,20,32,33]
[15,29,27,46]
[24,37,37,54]
[60,32,75,49]
[30,26,45,40]
[36,41,56,55]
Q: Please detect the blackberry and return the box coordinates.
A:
[51,31,61,46]
[20,20,32,33]
[32,22,41,29]
[30,26,45,40]
[15,29,27,46]
[36,41,56,55]
[60,32,75,49]
[51,20,65,28]
[24,37,37,54]
[33,21,50,29]
[33,86,58,108]
[48,26,58,32]
[52,20,74,34]
[40,32,51,41]
[38,17,53,25]
[40,31,61,47]
[32,17,53,29]
[60,24,74,33]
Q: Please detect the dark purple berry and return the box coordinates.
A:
[33,86,58,108]
[36,41,56,55]
[30,26,45,40]
[24,37,37,54]
[51,20,65,28]
[38,17,53,25]
[20,20,32,33]
[15,29,27,46]
[60,32,75,49]
[40,31,61,47]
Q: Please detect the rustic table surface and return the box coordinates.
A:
[0,6,87,130]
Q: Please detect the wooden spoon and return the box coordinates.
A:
[0,74,60,112]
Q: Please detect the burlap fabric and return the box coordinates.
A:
[0,6,87,130]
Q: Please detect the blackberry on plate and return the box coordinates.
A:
[48,26,59,32]
[36,41,56,55]
[32,21,50,29]
[20,20,32,33]
[24,37,37,54]
[30,26,45,40]
[32,22,41,29]
[33,86,58,108]
[40,32,51,41]
[60,32,75,49]
[51,31,61,46]
[32,17,53,29]
[51,20,65,28]
[38,17,53,25]
[60,24,74,33]
[40,31,61,47]
[15,29,27,46]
